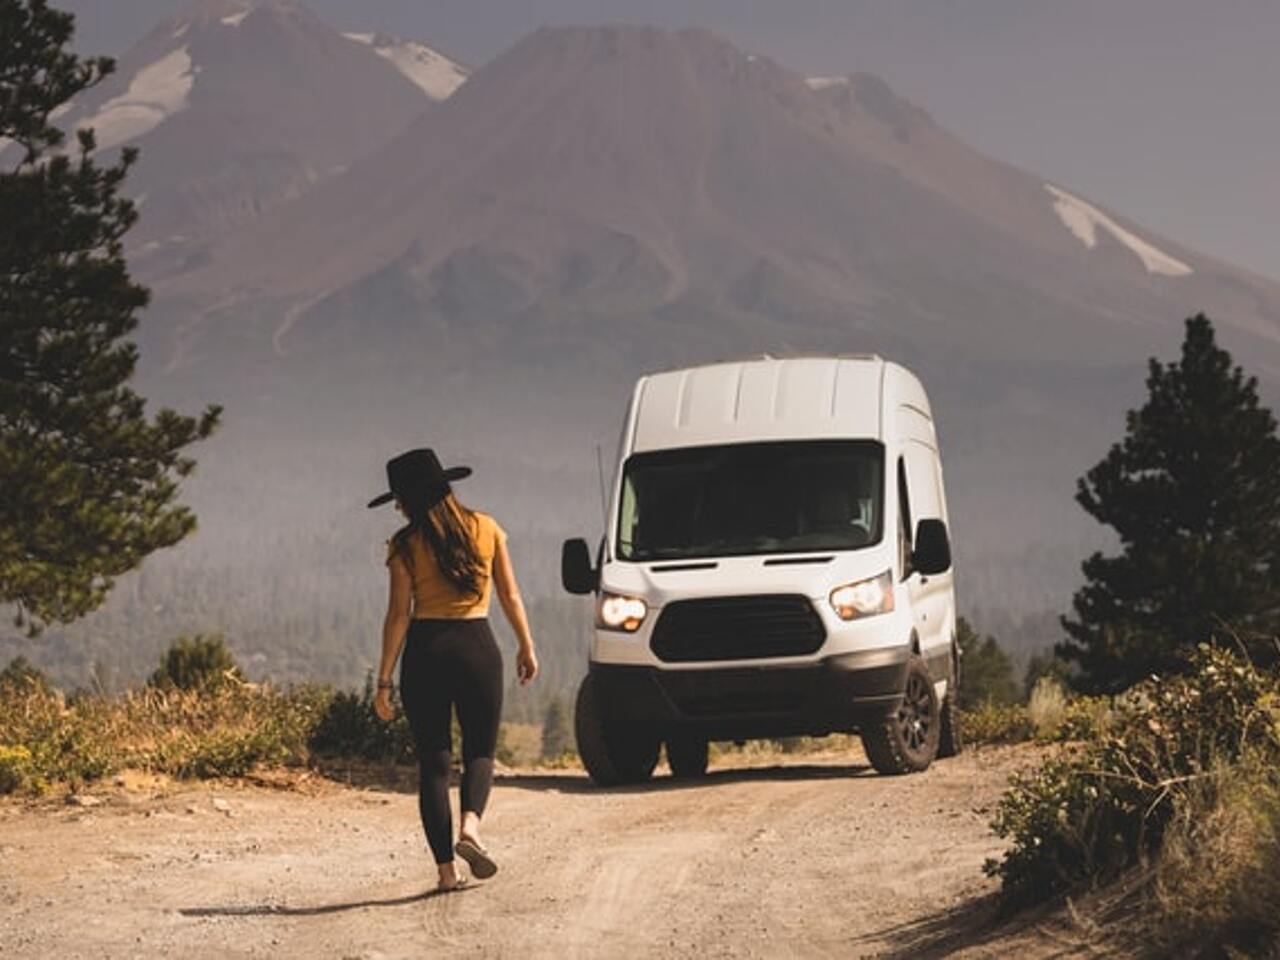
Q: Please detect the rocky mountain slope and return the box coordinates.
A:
[42,0,462,266]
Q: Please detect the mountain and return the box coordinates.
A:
[342,31,469,100]
[43,0,447,265]
[147,25,1280,528]
[29,24,1280,690]
[159,26,1280,348]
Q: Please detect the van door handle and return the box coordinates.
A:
[920,575,929,585]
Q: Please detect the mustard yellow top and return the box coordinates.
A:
[386,512,507,619]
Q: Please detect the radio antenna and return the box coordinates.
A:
[594,443,609,534]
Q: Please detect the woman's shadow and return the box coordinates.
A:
[179,884,475,918]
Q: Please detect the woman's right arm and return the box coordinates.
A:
[374,552,412,721]
[493,536,539,684]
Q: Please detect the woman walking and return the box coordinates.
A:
[369,448,539,892]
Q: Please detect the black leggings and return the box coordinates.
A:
[399,618,504,864]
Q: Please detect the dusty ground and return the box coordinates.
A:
[0,744,1117,959]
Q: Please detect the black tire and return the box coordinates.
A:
[861,655,941,775]
[938,647,962,759]
[574,672,660,786]
[665,735,709,779]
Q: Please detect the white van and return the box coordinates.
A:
[562,355,959,783]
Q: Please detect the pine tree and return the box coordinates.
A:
[1058,314,1280,693]
[1,0,220,633]
[148,634,243,691]
[956,617,1019,708]
[1022,651,1071,700]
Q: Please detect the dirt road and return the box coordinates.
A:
[0,744,1095,959]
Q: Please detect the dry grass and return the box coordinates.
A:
[497,722,544,767]
[1152,755,1280,956]
[0,680,330,792]
[710,733,864,765]
[1026,676,1069,738]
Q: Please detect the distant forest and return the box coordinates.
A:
[1,511,1069,724]
[1,363,1082,726]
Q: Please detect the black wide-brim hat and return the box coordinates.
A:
[367,448,472,508]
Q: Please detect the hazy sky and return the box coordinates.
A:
[59,0,1280,282]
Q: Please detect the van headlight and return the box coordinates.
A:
[597,592,648,632]
[829,571,894,621]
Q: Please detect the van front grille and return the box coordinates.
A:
[650,595,826,663]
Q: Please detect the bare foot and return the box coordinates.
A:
[459,811,482,847]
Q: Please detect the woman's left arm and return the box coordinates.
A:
[375,552,412,720]
[493,535,539,684]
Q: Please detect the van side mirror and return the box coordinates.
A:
[912,519,951,576]
[561,538,598,595]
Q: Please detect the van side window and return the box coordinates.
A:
[618,472,639,555]
[897,457,913,579]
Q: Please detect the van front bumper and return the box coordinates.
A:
[587,646,911,741]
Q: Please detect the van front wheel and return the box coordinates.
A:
[575,672,660,786]
[665,735,709,779]
[861,656,940,775]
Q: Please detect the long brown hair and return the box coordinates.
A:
[392,486,484,597]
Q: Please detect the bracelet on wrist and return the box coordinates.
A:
[377,679,394,689]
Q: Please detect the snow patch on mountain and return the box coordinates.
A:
[343,32,466,100]
[1046,184,1192,277]
[79,47,196,151]
[805,76,848,91]
[221,10,250,27]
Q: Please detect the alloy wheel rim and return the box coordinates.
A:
[898,673,933,755]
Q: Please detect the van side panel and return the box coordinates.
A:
[901,440,942,519]
[894,403,954,678]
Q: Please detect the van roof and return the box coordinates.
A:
[630,355,891,453]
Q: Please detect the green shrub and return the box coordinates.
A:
[307,672,415,764]
[148,634,243,691]
[986,644,1280,905]
[0,745,35,794]
[960,701,1034,745]
[1055,695,1114,742]
[0,656,51,695]
[1,687,118,789]
[179,727,289,779]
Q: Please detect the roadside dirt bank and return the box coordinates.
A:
[0,744,1122,959]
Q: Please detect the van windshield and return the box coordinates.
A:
[616,440,884,562]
